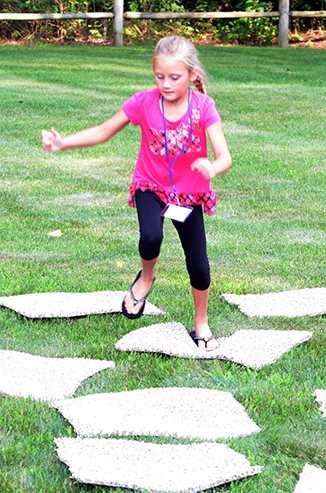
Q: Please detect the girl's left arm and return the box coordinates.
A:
[191,121,232,180]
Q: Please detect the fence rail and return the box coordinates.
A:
[124,11,280,19]
[0,13,113,20]
[0,1,325,48]
[3,9,326,21]
[0,11,282,21]
[291,10,326,17]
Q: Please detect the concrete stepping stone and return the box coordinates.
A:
[294,464,326,492]
[0,291,163,318]
[221,287,326,318]
[55,437,262,492]
[115,322,312,369]
[54,387,260,440]
[315,389,326,417]
[0,349,114,401]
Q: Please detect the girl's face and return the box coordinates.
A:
[153,56,198,104]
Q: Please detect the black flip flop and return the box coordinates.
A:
[189,330,219,351]
[121,271,155,320]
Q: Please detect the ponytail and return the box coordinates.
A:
[193,75,206,95]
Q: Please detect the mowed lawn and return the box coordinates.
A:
[0,43,326,492]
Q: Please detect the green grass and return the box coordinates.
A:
[0,43,326,492]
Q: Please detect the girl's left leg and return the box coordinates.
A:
[172,206,218,350]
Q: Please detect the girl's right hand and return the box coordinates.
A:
[41,127,63,153]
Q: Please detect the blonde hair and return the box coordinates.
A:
[152,36,208,95]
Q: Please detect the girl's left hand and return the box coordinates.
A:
[191,158,215,180]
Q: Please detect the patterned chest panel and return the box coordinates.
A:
[149,125,201,156]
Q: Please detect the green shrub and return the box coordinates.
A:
[0,0,324,44]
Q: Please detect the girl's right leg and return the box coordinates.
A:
[123,190,164,316]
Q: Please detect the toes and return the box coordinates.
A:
[123,293,144,315]
[130,301,144,315]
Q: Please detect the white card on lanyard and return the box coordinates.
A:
[161,203,193,222]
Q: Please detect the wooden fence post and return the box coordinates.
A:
[279,0,290,47]
[113,0,124,46]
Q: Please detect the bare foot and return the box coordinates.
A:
[123,272,155,316]
[194,321,219,350]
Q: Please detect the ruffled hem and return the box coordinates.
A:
[128,182,218,216]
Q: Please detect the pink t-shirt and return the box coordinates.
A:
[122,88,221,214]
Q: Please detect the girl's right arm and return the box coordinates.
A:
[41,108,130,153]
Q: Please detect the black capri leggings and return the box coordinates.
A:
[135,189,210,291]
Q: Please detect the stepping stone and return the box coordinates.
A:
[55,437,262,492]
[294,464,326,492]
[115,322,312,369]
[115,321,223,359]
[315,389,326,417]
[216,328,312,369]
[54,387,260,440]
[221,287,326,318]
[0,291,163,318]
[0,349,114,401]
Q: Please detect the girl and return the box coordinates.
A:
[42,36,232,351]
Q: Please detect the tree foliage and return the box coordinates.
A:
[1,0,324,14]
[0,0,325,43]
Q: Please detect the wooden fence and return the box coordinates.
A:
[0,0,325,48]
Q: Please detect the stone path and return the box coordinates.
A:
[0,291,163,318]
[53,387,261,440]
[0,289,324,492]
[294,464,326,493]
[115,321,312,368]
[55,438,262,492]
[314,390,326,417]
[221,287,326,318]
[0,349,114,401]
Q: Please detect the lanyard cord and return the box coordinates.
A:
[162,87,193,204]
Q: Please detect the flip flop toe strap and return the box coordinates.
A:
[192,333,216,348]
[203,334,216,343]
[199,335,215,348]
[129,286,147,305]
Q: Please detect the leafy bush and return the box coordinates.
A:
[215,1,278,45]
[0,0,325,44]
[0,0,114,42]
